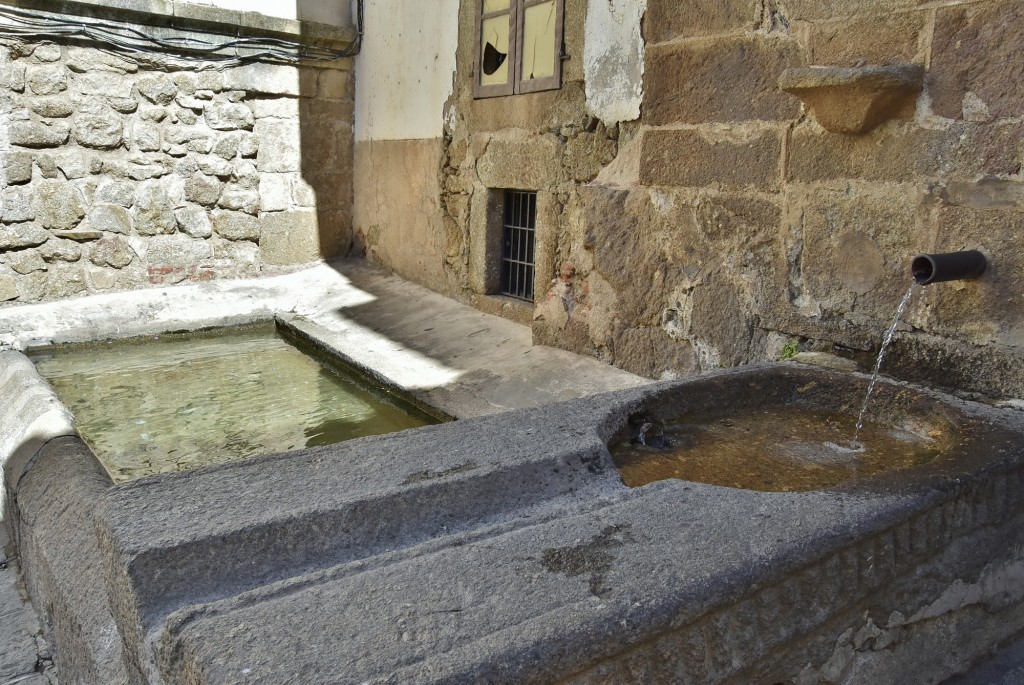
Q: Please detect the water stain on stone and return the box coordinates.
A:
[541,524,633,598]
[402,461,479,485]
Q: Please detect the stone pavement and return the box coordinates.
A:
[0,527,56,685]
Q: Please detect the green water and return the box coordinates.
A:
[29,325,440,483]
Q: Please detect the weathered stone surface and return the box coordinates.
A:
[205,102,255,131]
[0,223,49,250]
[1,152,33,185]
[172,72,198,95]
[940,178,1024,212]
[27,64,67,95]
[32,44,62,62]
[31,97,74,118]
[259,174,291,212]
[184,173,224,206]
[176,95,205,112]
[0,62,26,92]
[563,133,617,183]
[639,128,782,190]
[75,73,133,98]
[238,132,259,158]
[644,0,759,43]
[134,183,177,236]
[1,188,36,223]
[87,204,133,235]
[34,154,58,179]
[39,238,82,262]
[144,234,213,266]
[318,69,350,99]
[66,47,138,74]
[645,36,804,125]
[213,134,240,160]
[788,124,950,182]
[55,152,94,180]
[95,181,136,207]
[43,263,87,298]
[8,249,47,274]
[89,236,136,268]
[782,0,930,21]
[140,106,167,122]
[259,210,320,265]
[33,180,85,230]
[224,63,302,96]
[137,75,178,105]
[51,229,101,241]
[476,132,564,189]
[198,156,232,178]
[0,274,17,301]
[75,109,124,149]
[212,210,260,241]
[175,205,213,238]
[809,12,927,67]
[930,3,1024,120]
[102,157,171,181]
[218,184,260,215]
[107,97,139,114]
[9,121,70,148]
[133,123,162,152]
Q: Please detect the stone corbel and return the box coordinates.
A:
[778,65,925,135]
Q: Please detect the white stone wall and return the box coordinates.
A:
[0,41,354,305]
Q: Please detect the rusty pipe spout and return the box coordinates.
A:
[911,250,987,285]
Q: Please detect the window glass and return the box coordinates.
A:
[481,14,511,87]
[521,1,556,81]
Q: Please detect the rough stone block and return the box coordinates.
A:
[792,184,930,324]
[644,0,759,43]
[639,128,782,190]
[65,47,138,74]
[212,210,260,241]
[254,120,301,173]
[9,121,70,148]
[43,263,87,299]
[0,223,49,250]
[259,210,320,265]
[0,274,17,301]
[788,124,950,182]
[95,181,136,208]
[184,174,223,207]
[930,3,1024,120]
[0,62,25,92]
[1,187,35,223]
[224,63,302,96]
[55,152,94,180]
[1,152,33,185]
[175,205,213,238]
[644,36,804,125]
[133,183,177,236]
[476,132,564,189]
[782,0,930,21]
[33,181,84,230]
[259,174,292,212]
[218,184,260,215]
[133,123,162,152]
[31,97,74,118]
[9,249,47,275]
[39,238,82,263]
[809,12,926,67]
[87,204,133,235]
[89,236,136,269]
[74,110,124,149]
[144,234,214,266]
[75,73,133,99]
[137,74,178,105]
[26,64,67,96]
[205,101,255,131]
[318,69,350,99]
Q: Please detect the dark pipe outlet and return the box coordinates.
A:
[911,250,988,285]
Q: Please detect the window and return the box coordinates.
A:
[475,0,564,99]
[499,190,537,301]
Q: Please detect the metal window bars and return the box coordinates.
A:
[500,190,536,301]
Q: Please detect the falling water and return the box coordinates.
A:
[851,283,918,445]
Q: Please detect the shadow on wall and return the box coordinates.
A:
[296,0,352,27]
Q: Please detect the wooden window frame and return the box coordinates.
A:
[474,0,564,99]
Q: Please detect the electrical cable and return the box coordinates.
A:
[0,0,363,69]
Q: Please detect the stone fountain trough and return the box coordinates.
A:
[5,360,1024,684]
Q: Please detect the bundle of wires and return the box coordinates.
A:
[0,0,363,69]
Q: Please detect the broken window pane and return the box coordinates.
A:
[480,14,511,86]
[483,0,510,12]
[521,0,556,81]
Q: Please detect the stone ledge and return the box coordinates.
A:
[0,0,358,51]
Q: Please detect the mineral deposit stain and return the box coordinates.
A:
[541,524,633,597]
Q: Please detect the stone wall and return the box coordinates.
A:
[430,0,1024,398]
[0,27,353,304]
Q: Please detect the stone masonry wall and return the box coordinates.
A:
[0,38,353,305]
[519,0,1024,398]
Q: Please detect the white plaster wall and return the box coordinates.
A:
[172,0,352,27]
[353,0,459,142]
[583,0,646,126]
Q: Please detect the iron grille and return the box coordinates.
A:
[500,190,536,301]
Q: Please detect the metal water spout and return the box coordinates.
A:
[911,250,988,285]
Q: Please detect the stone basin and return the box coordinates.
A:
[7,363,1024,684]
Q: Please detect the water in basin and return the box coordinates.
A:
[611,408,955,492]
[29,324,441,483]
